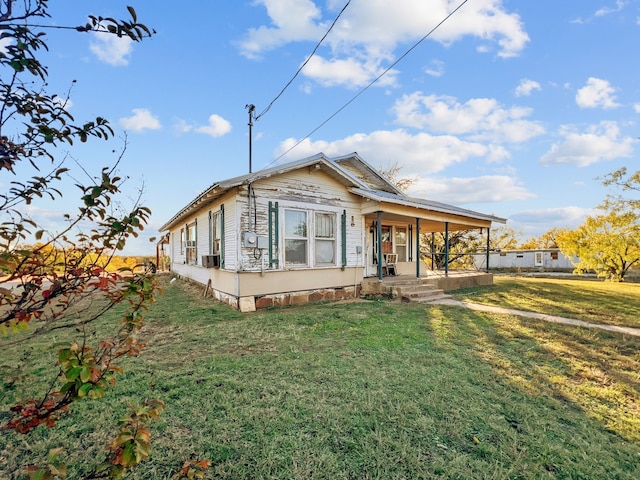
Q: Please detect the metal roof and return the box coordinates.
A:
[160,153,507,231]
[350,188,507,224]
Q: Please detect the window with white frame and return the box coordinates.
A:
[284,209,307,266]
[283,209,338,267]
[186,222,197,264]
[211,211,221,255]
[395,227,407,261]
[315,212,335,265]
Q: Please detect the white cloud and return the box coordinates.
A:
[514,79,541,97]
[509,206,595,238]
[391,92,545,143]
[90,32,133,66]
[424,59,445,77]
[53,97,73,111]
[540,121,635,166]
[275,128,508,175]
[595,0,625,17]
[634,103,640,114]
[236,0,324,59]
[575,77,620,109]
[172,119,193,135]
[406,175,535,204]
[273,128,531,205]
[239,0,529,88]
[194,114,232,138]
[0,36,12,55]
[119,109,161,132]
[302,55,398,88]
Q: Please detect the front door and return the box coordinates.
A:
[365,224,392,277]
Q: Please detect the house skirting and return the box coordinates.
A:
[171,265,364,312]
[203,285,361,312]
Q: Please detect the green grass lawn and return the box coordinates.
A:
[1,274,639,479]
[452,274,640,329]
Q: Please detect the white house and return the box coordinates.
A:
[473,249,577,271]
[160,153,506,311]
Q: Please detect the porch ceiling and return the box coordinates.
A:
[353,188,505,230]
[363,208,494,233]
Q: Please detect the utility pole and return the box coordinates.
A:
[246,104,255,174]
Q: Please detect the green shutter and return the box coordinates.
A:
[220,205,225,268]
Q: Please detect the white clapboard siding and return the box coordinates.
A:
[222,198,237,271]
[236,168,364,271]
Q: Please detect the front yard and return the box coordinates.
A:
[1,275,639,479]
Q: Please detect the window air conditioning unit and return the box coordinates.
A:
[201,254,220,268]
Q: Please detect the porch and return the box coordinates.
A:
[361,269,494,302]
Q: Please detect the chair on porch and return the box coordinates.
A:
[382,253,398,276]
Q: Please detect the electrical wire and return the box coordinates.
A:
[254,0,352,121]
[260,0,471,170]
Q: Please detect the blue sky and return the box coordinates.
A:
[10,0,640,254]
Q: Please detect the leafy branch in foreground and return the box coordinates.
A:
[0,1,183,478]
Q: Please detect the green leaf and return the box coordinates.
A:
[79,366,91,383]
[88,385,105,399]
[65,366,82,381]
[127,6,138,22]
[121,443,136,466]
[78,382,92,398]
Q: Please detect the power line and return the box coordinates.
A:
[254,0,352,121]
[260,0,471,170]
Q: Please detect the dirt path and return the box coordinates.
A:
[432,298,640,337]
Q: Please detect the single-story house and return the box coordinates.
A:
[473,249,577,271]
[160,153,506,311]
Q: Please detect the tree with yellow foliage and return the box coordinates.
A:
[556,168,640,281]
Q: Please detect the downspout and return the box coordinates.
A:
[377,211,383,280]
[444,221,449,277]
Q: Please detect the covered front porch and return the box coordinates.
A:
[360,199,504,281]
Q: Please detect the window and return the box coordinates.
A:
[285,209,307,266]
[211,211,221,254]
[315,212,335,264]
[186,222,197,264]
[283,209,338,267]
[381,226,392,253]
[395,227,407,261]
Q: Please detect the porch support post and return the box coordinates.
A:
[445,221,449,277]
[377,211,383,280]
[486,227,491,273]
[415,218,421,278]
[431,232,435,270]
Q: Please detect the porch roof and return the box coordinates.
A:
[352,187,507,230]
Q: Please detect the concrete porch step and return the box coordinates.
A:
[404,293,452,303]
[390,280,452,303]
